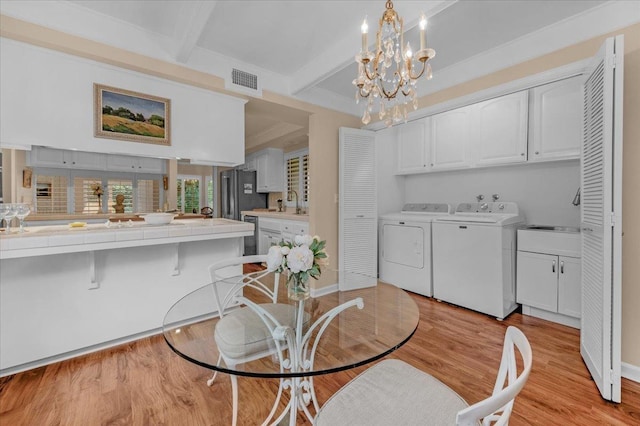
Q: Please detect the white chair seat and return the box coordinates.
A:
[315,359,469,426]
[215,302,299,358]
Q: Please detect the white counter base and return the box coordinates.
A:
[0,223,250,376]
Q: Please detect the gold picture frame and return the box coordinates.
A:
[94,83,171,146]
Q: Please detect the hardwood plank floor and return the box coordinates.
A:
[1,293,639,425]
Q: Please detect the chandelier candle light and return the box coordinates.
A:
[354,0,435,126]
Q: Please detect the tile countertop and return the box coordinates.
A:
[0,218,252,259]
[241,210,309,222]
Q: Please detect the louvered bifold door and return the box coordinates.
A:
[339,127,377,290]
[580,35,623,403]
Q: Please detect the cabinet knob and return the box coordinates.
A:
[63,161,66,164]
[520,153,525,156]
[552,259,556,273]
[560,261,565,274]
[430,163,434,166]
[535,151,539,155]
[132,165,135,168]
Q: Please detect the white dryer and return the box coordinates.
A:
[379,203,452,296]
[432,202,525,320]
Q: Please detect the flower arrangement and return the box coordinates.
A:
[266,234,328,300]
[91,183,104,197]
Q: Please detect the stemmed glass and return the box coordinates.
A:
[16,204,31,233]
[3,204,18,234]
[0,204,9,233]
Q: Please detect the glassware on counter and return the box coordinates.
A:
[15,204,31,233]
[2,204,18,234]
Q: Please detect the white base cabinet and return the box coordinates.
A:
[516,229,581,328]
[257,217,308,255]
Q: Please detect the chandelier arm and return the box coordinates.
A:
[407,60,427,80]
[361,51,384,81]
[378,74,402,99]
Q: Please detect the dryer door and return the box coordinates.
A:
[382,223,424,268]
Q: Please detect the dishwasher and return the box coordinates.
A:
[243,215,258,255]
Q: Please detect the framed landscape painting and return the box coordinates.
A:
[94,84,171,146]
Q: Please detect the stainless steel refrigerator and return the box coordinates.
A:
[220,169,268,255]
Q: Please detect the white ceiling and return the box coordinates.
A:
[2,0,636,151]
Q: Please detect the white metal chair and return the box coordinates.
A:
[314,326,533,426]
[206,255,297,426]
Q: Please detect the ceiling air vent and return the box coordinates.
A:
[226,68,262,97]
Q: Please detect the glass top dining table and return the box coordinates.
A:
[162,271,420,379]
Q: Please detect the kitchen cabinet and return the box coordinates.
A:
[257,216,308,254]
[107,154,165,174]
[396,118,430,174]
[430,105,472,170]
[237,152,257,171]
[255,148,284,193]
[474,91,528,166]
[29,146,106,170]
[516,229,581,328]
[529,76,583,161]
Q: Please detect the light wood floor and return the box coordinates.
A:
[1,293,639,425]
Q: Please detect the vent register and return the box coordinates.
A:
[227,68,262,96]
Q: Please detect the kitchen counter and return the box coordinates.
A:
[0,218,251,259]
[241,210,309,222]
[0,218,251,375]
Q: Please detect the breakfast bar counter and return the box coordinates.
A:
[0,219,253,376]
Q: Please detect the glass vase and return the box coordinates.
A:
[288,274,310,301]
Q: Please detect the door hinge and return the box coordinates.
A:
[609,212,616,227]
[610,369,617,384]
[607,54,616,69]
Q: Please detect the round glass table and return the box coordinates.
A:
[163,271,419,425]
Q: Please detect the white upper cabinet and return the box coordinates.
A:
[396,118,430,174]
[255,148,284,193]
[474,91,528,166]
[107,154,165,174]
[29,146,106,170]
[430,105,473,170]
[529,76,583,161]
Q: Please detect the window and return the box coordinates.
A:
[177,176,201,213]
[284,149,309,207]
[34,174,68,214]
[34,170,162,214]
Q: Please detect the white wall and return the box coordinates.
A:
[0,38,246,166]
[403,160,581,226]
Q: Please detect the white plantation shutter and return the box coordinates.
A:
[339,127,377,289]
[73,177,104,214]
[287,156,300,196]
[580,35,623,403]
[303,154,309,202]
[35,174,68,214]
[137,179,160,213]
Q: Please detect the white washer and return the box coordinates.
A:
[432,202,525,320]
[379,203,452,296]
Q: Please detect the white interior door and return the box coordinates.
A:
[580,35,623,403]
[339,127,377,290]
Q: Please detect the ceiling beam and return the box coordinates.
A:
[174,1,218,63]
[289,0,458,96]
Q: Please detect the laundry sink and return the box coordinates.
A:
[524,225,580,233]
[518,227,581,257]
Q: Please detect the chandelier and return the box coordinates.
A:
[354,0,435,126]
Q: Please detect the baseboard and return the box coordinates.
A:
[311,283,338,297]
[622,362,640,383]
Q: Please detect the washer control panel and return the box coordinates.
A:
[455,202,518,214]
[402,203,453,214]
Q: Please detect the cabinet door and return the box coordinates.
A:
[137,157,165,174]
[30,146,67,167]
[474,91,528,166]
[75,151,106,170]
[107,154,138,171]
[529,76,583,161]
[397,118,430,174]
[558,256,581,318]
[430,106,471,170]
[516,251,558,311]
[256,152,269,192]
